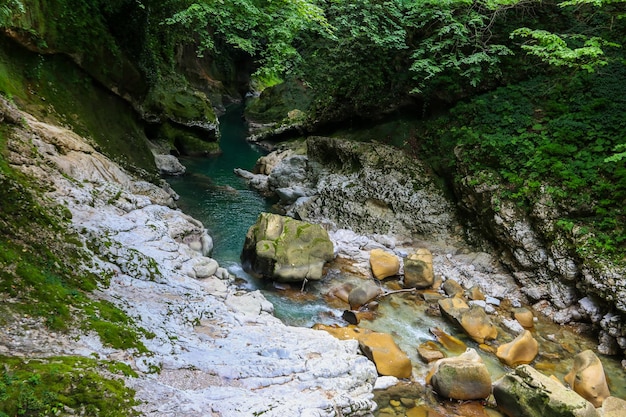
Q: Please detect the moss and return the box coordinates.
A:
[0,36,158,181]
[158,122,220,156]
[0,121,149,352]
[0,355,139,417]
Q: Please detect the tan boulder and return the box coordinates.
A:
[427,348,492,400]
[314,324,412,379]
[369,248,400,279]
[564,350,611,408]
[513,307,534,329]
[496,330,539,367]
[439,298,497,343]
[403,248,434,289]
[602,396,626,417]
[359,332,412,379]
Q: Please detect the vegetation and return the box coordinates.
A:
[0,356,138,417]
[0,0,625,411]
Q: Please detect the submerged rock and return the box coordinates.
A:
[241,212,334,282]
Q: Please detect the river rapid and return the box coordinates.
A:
[167,106,626,416]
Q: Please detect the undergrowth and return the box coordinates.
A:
[421,62,626,260]
[0,356,139,417]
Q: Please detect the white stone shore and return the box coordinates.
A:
[5,109,378,416]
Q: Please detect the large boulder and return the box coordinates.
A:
[493,365,599,417]
[403,248,435,289]
[427,348,492,400]
[564,350,611,408]
[496,330,539,367]
[241,213,334,282]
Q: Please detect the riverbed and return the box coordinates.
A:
[167,106,626,416]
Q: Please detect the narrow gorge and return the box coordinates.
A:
[1,1,625,417]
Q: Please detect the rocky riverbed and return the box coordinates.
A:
[0,100,378,416]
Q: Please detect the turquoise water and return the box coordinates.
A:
[166,106,273,267]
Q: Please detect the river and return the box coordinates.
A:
[167,105,626,415]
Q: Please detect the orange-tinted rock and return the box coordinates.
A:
[439,298,497,343]
[430,327,467,354]
[370,248,400,279]
[564,350,611,408]
[496,330,539,367]
[359,332,412,379]
[513,307,534,329]
[418,341,445,363]
[314,324,412,379]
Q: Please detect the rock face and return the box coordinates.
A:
[455,158,626,359]
[3,102,378,416]
[493,365,599,417]
[428,349,492,401]
[564,350,611,408]
[241,212,335,282]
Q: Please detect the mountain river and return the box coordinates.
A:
[167,106,626,416]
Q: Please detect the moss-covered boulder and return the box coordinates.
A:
[241,213,334,282]
[493,365,599,417]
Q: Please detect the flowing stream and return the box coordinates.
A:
[167,106,626,415]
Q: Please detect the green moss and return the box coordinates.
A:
[0,122,149,351]
[0,356,139,417]
[158,122,220,156]
[0,36,158,181]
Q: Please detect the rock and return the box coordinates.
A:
[370,248,400,280]
[154,154,186,176]
[240,212,334,282]
[403,248,435,289]
[442,279,464,297]
[192,258,219,279]
[374,376,400,390]
[417,341,445,363]
[348,281,383,309]
[564,350,611,408]
[359,332,413,379]
[314,325,412,379]
[496,330,539,367]
[438,298,498,344]
[430,327,467,354]
[602,396,626,417]
[513,307,534,329]
[493,365,599,417]
[428,348,492,400]
[467,285,486,301]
